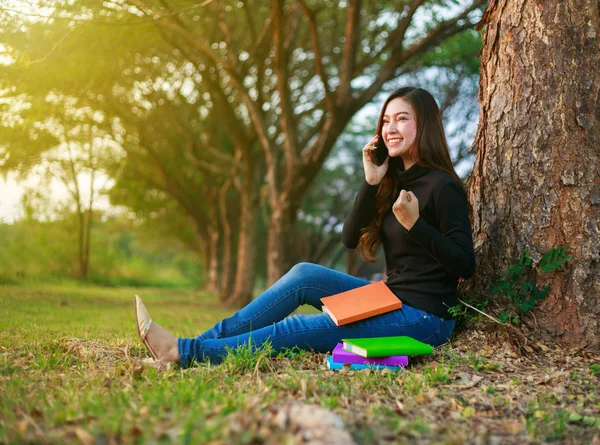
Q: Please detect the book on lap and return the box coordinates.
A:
[325,356,403,371]
[332,343,408,367]
[320,281,402,326]
[342,336,433,358]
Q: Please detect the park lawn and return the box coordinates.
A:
[1,285,599,444]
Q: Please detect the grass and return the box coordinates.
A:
[1,284,599,444]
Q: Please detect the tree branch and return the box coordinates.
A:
[355,0,484,110]
[296,0,335,113]
[299,115,327,149]
[337,0,361,104]
[273,0,300,166]
[283,3,301,54]
[399,0,485,61]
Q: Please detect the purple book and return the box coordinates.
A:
[332,343,408,367]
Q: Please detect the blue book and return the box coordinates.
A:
[325,356,403,371]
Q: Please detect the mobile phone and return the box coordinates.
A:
[371,139,388,166]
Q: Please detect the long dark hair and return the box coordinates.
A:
[357,86,466,262]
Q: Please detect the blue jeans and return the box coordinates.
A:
[178,263,455,367]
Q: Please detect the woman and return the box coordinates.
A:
[134,86,476,367]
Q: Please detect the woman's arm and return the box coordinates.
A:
[406,180,476,278]
[341,181,379,249]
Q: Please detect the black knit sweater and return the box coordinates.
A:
[341,164,476,319]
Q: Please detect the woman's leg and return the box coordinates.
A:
[196,262,370,340]
[178,303,456,367]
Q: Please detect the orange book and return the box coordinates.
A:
[320,281,402,326]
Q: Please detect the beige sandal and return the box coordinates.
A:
[134,295,158,360]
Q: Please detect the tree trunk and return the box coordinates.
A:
[76,209,86,279]
[266,197,297,285]
[201,186,221,295]
[82,207,92,279]
[345,249,359,277]
[469,0,600,347]
[227,160,259,307]
[204,226,220,295]
[82,170,95,281]
[195,232,209,289]
[218,181,235,300]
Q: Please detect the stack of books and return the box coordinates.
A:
[320,282,435,371]
[326,336,433,371]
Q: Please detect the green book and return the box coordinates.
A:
[342,336,433,358]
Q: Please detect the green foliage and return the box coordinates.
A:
[422,362,454,385]
[498,311,520,324]
[438,349,500,373]
[492,246,572,325]
[412,29,482,75]
[0,215,202,288]
[540,246,573,272]
[452,245,572,327]
[526,408,569,441]
[275,346,311,360]
[466,353,500,373]
[448,296,488,324]
[221,339,275,375]
[0,219,77,283]
[590,364,600,377]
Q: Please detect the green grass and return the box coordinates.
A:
[1,284,599,444]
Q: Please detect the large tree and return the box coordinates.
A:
[468,0,600,347]
[0,96,120,279]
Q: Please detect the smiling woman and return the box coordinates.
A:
[133,86,476,369]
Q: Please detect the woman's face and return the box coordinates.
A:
[382,97,417,164]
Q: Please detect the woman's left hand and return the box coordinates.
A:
[393,190,420,230]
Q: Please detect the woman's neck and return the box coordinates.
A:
[401,157,415,170]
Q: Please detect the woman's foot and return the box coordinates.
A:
[134,295,180,364]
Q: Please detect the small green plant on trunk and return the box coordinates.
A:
[494,246,572,324]
[450,246,572,325]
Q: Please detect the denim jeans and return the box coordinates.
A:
[178,262,455,367]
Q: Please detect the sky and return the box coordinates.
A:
[0,173,115,224]
[0,176,23,223]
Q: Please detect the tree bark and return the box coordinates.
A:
[345,249,359,277]
[204,227,220,295]
[265,115,350,284]
[267,197,297,285]
[82,207,92,279]
[227,157,259,307]
[82,168,95,280]
[204,189,220,295]
[469,0,600,347]
[76,209,86,279]
[218,180,235,300]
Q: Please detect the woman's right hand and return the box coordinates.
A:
[362,136,389,185]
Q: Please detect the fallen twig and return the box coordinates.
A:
[458,298,541,354]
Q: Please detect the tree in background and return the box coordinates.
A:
[1,1,484,305]
[468,0,599,347]
[0,96,121,279]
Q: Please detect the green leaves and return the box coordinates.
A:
[492,246,572,324]
[540,246,573,273]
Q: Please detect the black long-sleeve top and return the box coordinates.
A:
[341,164,476,319]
